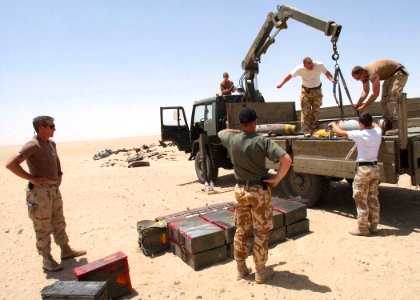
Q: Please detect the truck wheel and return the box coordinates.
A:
[195,151,219,184]
[279,169,330,207]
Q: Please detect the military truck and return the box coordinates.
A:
[160,5,420,207]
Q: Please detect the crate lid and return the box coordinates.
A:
[41,281,107,297]
[73,251,127,276]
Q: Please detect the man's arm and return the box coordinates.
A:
[354,80,371,108]
[230,81,237,93]
[218,129,241,139]
[264,153,292,188]
[6,153,49,186]
[358,77,380,112]
[325,71,336,84]
[328,122,348,137]
[276,73,292,89]
[56,155,63,186]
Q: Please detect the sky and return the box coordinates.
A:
[1,0,419,146]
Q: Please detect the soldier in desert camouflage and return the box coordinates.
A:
[329,113,382,236]
[6,116,86,272]
[218,108,291,283]
[277,57,336,137]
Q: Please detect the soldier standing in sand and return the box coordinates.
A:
[6,116,86,272]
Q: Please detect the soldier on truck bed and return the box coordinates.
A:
[351,59,409,136]
[220,72,237,95]
[276,57,336,137]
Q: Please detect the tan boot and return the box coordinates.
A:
[61,244,87,260]
[255,265,275,284]
[369,224,379,233]
[236,260,252,281]
[348,227,370,236]
[42,254,63,272]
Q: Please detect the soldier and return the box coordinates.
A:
[329,113,382,236]
[5,116,86,272]
[277,57,336,137]
[352,59,409,135]
[220,72,237,95]
[218,108,292,283]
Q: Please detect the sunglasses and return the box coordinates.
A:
[43,124,56,129]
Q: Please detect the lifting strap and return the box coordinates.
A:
[331,40,356,120]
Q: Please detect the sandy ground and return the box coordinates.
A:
[0,135,419,300]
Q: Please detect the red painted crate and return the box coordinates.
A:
[73,251,132,300]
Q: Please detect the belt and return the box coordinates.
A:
[356,161,377,167]
[236,179,268,190]
[302,83,322,92]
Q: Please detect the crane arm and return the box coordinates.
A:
[240,5,342,102]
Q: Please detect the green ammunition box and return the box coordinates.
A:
[272,197,307,225]
[286,218,310,237]
[170,241,227,271]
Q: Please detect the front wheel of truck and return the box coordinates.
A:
[195,151,219,184]
[278,169,330,207]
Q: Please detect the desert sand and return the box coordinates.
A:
[0,135,419,300]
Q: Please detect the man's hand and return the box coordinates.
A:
[264,177,280,189]
[357,104,367,113]
[276,83,283,89]
[30,177,50,187]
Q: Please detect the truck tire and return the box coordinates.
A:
[195,151,219,184]
[279,169,330,207]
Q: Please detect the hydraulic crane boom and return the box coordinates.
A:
[240,5,342,102]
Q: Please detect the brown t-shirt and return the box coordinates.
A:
[365,59,401,82]
[220,80,234,95]
[20,136,61,180]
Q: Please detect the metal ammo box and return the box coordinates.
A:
[41,281,108,300]
[73,251,132,299]
[168,215,225,254]
[271,197,307,225]
[170,240,227,271]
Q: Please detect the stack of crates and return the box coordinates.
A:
[168,215,227,270]
[137,198,309,270]
[271,197,309,237]
[200,207,287,259]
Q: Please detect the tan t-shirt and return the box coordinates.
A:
[365,59,401,82]
[20,136,61,180]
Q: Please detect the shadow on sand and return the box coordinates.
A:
[316,181,420,236]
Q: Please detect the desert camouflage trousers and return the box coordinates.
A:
[26,183,69,256]
[381,70,408,119]
[233,184,273,266]
[300,87,323,133]
[352,165,381,229]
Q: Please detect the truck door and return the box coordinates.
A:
[160,106,191,152]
